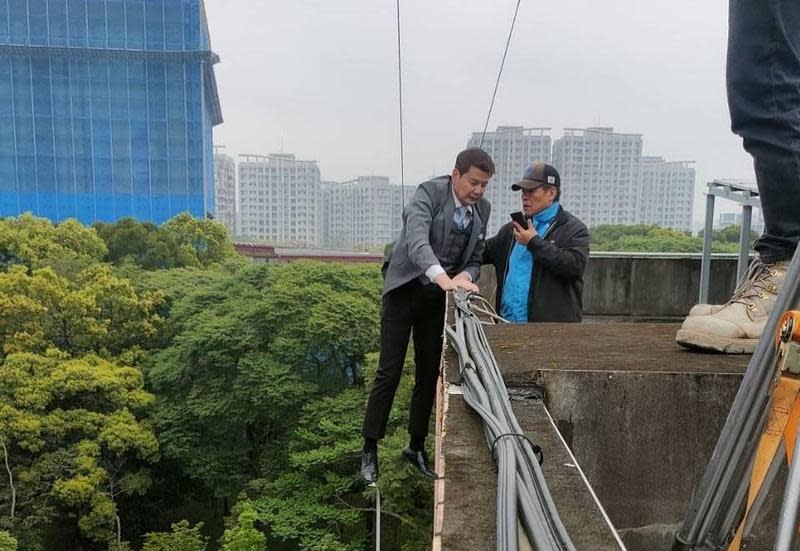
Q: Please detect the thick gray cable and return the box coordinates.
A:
[448,290,575,550]
[455,337,564,550]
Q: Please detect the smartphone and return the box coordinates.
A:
[510,211,528,229]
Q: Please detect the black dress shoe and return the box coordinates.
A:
[402,447,439,479]
[360,449,379,483]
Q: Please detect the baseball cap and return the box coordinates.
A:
[511,162,561,191]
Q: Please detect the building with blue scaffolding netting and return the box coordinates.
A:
[0,0,222,225]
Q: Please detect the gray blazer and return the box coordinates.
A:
[383,175,491,295]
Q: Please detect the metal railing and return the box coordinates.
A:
[699,180,760,303]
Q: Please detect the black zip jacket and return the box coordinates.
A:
[483,206,589,322]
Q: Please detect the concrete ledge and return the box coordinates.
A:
[438,391,624,550]
[436,313,626,550]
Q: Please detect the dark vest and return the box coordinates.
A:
[439,215,473,276]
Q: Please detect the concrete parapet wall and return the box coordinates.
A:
[478,253,741,319]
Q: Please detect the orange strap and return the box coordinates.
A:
[728,375,800,551]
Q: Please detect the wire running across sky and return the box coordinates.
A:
[480,0,523,149]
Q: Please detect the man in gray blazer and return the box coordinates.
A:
[361,148,494,482]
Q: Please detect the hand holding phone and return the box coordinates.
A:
[510,211,528,229]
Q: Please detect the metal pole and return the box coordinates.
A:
[699,192,716,303]
[374,483,381,551]
[775,435,800,551]
[738,204,753,282]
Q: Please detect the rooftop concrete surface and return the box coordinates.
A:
[471,323,748,379]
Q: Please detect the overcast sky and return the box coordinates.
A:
[204,0,753,229]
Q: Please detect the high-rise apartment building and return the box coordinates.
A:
[0,0,222,225]
[238,153,320,245]
[639,156,695,231]
[213,147,236,235]
[552,127,642,227]
[466,126,551,235]
[715,209,764,234]
[323,176,407,249]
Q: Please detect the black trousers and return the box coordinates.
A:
[362,281,446,442]
[727,0,800,262]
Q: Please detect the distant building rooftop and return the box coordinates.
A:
[233,243,383,264]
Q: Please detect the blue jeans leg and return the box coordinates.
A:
[727,0,800,262]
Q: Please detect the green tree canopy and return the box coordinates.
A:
[0,350,158,546]
[147,264,313,498]
[0,265,163,360]
[252,261,381,385]
[0,531,17,551]
[147,261,381,501]
[241,355,433,551]
[0,214,436,550]
[160,213,237,268]
[141,521,207,551]
[220,503,266,551]
[0,214,107,273]
[96,214,238,270]
[590,224,748,253]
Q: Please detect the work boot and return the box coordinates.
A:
[686,259,770,317]
[676,258,789,353]
[687,304,725,316]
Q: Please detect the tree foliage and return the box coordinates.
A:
[240,355,433,551]
[0,531,17,551]
[95,214,237,270]
[1,214,435,550]
[141,521,207,551]
[147,261,381,499]
[220,502,266,551]
[0,265,163,360]
[0,350,158,546]
[590,224,754,253]
[0,214,106,273]
[94,219,194,270]
[251,261,381,385]
[160,213,237,267]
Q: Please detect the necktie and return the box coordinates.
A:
[454,206,469,231]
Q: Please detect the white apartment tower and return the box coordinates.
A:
[213,148,237,235]
[323,176,407,249]
[467,126,552,235]
[238,153,321,245]
[639,156,696,231]
[552,127,643,227]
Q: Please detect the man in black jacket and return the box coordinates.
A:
[483,163,589,323]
